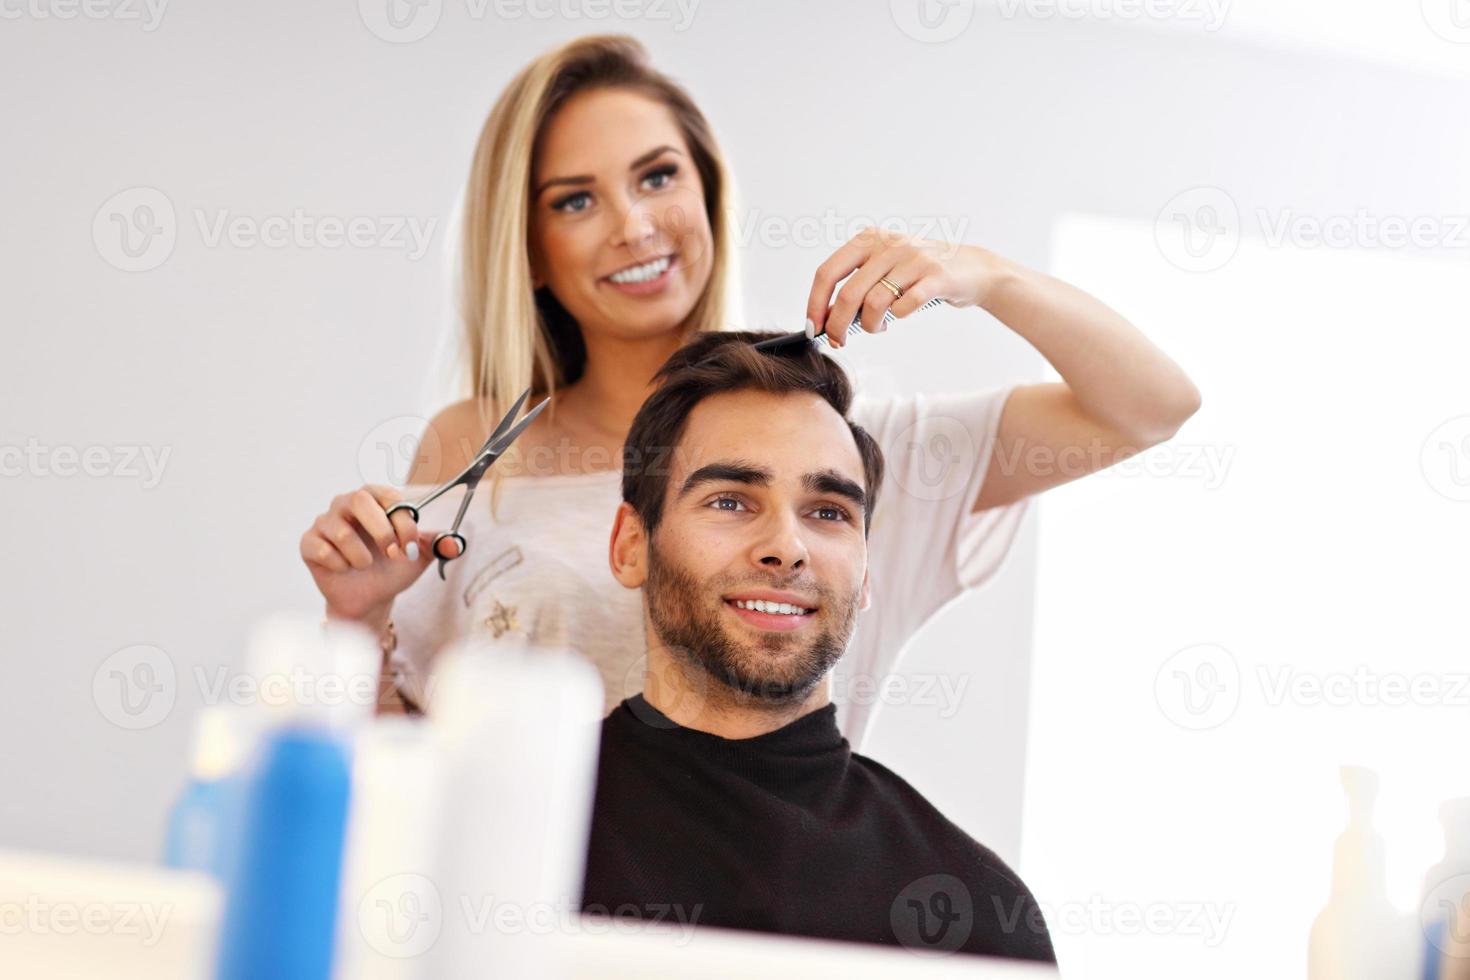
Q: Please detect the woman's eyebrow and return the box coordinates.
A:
[533,145,681,199]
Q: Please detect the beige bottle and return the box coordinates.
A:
[1307,766,1420,980]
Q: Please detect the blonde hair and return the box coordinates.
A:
[456,34,744,513]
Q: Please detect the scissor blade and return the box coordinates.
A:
[481,387,532,455]
[487,395,550,457]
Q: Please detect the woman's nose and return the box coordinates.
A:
[608,194,657,249]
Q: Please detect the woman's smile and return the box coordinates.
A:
[602,253,677,296]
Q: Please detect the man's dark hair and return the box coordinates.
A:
[621,331,885,536]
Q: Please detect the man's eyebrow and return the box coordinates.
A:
[676,462,867,513]
[533,145,680,199]
[677,461,773,499]
[805,469,867,513]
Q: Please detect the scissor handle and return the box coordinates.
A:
[432,531,467,580]
[384,501,420,524]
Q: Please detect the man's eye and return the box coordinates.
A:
[813,505,851,522]
[710,495,745,512]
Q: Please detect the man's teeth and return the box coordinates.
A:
[608,256,671,284]
[732,599,813,616]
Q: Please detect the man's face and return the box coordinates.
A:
[641,389,872,705]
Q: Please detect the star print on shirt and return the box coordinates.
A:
[483,599,521,639]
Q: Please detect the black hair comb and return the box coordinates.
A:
[753,298,947,353]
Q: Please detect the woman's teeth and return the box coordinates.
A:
[608,255,671,284]
[731,599,813,616]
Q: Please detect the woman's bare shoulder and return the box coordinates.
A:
[408,397,497,485]
[409,394,567,483]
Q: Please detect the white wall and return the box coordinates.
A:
[1,2,1464,907]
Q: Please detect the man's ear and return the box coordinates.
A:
[608,501,648,589]
[858,565,872,612]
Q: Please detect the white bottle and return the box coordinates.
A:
[1308,766,1421,980]
[422,639,604,980]
[332,716,444,980]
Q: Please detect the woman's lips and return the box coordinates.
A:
[603,255,676,296]
[722,599,815,633]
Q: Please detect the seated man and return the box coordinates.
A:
[580,331,1056,964]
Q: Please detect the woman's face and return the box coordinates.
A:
[529,87,715,345]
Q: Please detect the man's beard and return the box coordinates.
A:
[644,534,860,707]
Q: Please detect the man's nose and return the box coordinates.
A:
[752,513,808,571]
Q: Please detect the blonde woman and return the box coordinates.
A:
[299,34,1200,747]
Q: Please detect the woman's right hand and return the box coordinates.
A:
[299,485,451,625]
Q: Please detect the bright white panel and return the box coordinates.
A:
[1023,209,1470,978]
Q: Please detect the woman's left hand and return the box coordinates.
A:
[805,228,1002,348]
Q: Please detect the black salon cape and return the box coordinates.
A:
[580,694,1056,963]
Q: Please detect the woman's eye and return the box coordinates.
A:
[550,165,675,213]
[551,190,591,213]
[642,164,677,191]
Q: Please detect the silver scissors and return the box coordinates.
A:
[386,387,549,580]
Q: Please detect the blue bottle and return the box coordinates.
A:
[214,725,354,980]
[163,706,253,879]
[212,614,379,980]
